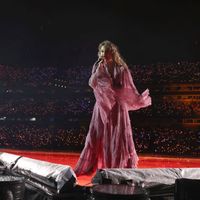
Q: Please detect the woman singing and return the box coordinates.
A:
[74,40,151,176]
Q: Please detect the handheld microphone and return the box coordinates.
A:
[93,58,103,73]
[94,58,103,67]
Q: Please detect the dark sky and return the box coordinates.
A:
[0,0,200,66]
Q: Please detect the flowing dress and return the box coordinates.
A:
[74,60,151,176]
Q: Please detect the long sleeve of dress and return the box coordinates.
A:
[88,62,116,125]
[88,62,98,88]
[88,63,151,124]
[117,68,152,111]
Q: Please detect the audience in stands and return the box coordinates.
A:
[0,61,199,156]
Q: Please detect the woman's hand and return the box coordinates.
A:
[96,62,105,77]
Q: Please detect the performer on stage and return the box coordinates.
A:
[74,40,151,176]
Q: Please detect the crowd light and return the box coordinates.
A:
[0,117,6,121]
[30,117,36,121]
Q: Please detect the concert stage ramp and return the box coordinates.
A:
[0,150,200,200]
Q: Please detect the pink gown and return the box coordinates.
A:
[74,60,151,176]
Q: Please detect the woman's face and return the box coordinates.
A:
[99,45,112,61]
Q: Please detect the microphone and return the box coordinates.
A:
[95,58,103,65]
[93,58,103,73]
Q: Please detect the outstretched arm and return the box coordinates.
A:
[121,68,152,110]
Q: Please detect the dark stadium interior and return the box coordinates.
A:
[0,1,200,200]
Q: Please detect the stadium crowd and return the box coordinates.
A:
[0,61,199,156]
[0,97,199,118]
[0,124,199,156]
[0,60,199,89]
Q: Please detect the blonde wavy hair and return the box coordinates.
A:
[98,40,128,68]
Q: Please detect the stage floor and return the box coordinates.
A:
[1,149,200,186]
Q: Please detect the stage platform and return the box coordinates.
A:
[0,148,200,186]
[0,149,200,199]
